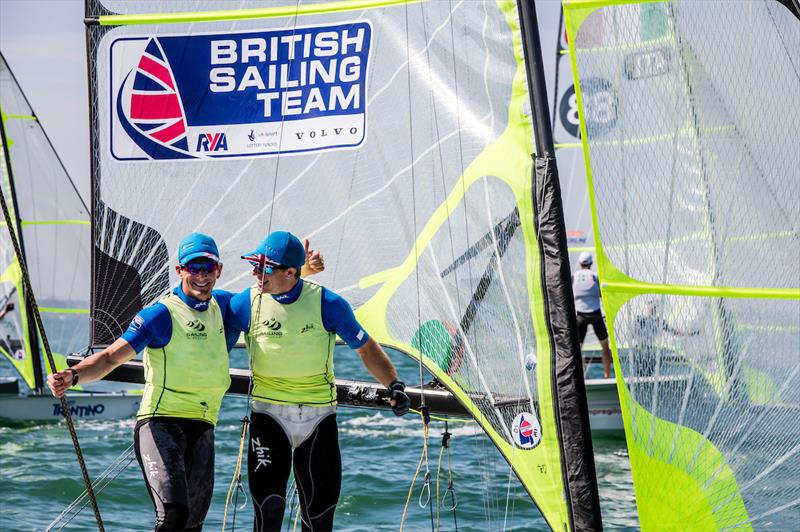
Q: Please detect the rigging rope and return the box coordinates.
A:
[223,4,302,528]
[222,416,250,532]
[0,167,104,531]
[45,443,135,531]
[435,421,459,532]
[286,480,298,531]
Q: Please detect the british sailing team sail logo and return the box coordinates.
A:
[110,22,372,161]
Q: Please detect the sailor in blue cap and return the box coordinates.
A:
[230,230,410,531]
[48,232,324,530]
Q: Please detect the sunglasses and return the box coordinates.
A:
[251,263,290,274]
[182,262,217,275]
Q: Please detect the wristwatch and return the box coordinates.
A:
[66,368,80,387]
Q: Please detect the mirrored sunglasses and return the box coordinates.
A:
[182,262,217,275]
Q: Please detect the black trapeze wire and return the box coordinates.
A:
[403,4,436,532]
[0,149,104,530]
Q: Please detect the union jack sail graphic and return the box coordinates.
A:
[127,39,189,152]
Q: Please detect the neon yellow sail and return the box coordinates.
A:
[564,0,800,528]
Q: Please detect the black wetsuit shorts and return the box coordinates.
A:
[576,309,609,342]
[134,417,215,531]
[248,408,341,531]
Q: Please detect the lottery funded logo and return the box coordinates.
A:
[109,21,372,161]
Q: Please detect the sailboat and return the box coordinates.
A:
[56,0,603,529]
[563,0,800,529]
[547,2,622,431]
[0,53,140,421]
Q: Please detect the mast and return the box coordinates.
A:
[0,96,45,395]
[516,1,602,530]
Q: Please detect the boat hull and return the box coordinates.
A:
[585,378,623,433]
[0,393,141,422]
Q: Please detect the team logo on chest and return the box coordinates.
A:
[259,317,283,338]
[185,319,208,339]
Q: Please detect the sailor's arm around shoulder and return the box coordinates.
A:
[46,338,136,398]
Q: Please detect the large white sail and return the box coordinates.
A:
[85,1,601,529]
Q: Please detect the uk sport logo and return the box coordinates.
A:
[512,412,542,449]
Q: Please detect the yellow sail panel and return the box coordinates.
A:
[564,0,800,528]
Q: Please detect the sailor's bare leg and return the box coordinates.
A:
[600,338,612,379]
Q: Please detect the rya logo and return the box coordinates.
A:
[196,132,228,152]
[261,318,281,331]
[186,320,206,332]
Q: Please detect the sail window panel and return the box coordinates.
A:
[39,312,91,360]
[20,224,90,309]
[573,0,800,289]
[383,178,538,439]
[612,295,800,527]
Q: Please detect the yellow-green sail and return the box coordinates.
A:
[563,0,800,528]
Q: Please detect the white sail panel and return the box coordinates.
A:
[0,54,91,389]
[87,1,601,528]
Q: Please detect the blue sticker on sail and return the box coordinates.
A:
[109,22,372,161]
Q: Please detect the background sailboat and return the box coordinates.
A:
[538,2,622,431]
[0,52,140,421]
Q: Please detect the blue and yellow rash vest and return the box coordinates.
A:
[229,278,368,405]
[123,287,232,425]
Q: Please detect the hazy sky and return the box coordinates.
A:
[1,0,90,200]
[0,0,563,207]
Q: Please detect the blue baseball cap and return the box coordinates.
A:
[578,252,593,266]
[242,231,305,273]
[178,233,220,265]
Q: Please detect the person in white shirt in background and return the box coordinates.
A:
[572,252,612,379]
